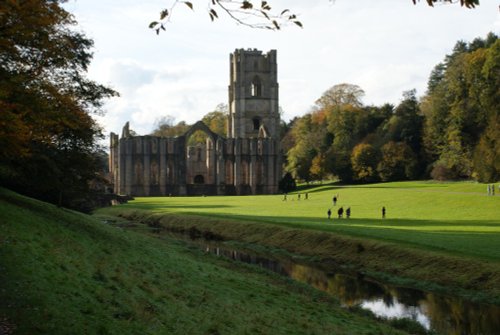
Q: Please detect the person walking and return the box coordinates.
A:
[382,206,386,219]
[346,207,351,219]
[327,209,331,220]
[333,196,337,206]
[337,206,344,218]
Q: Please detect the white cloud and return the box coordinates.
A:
[65,0,500,138]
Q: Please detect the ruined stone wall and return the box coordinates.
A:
[109,48,282,197]
[110,126,281,196]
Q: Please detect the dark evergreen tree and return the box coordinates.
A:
[278,173,297,193]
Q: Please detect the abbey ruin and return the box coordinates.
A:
[109,49,282,196]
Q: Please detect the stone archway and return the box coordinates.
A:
[184,121,219,195]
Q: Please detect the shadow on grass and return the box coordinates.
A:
[293,182,451,194]
[172,212,500,260]
[190,213,500,231]
[123,203,234,210]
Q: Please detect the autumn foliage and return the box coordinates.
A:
[0,0,116,210]
[284,33,498,183]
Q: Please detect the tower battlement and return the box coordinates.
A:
[109,49,282,196]
[228,49,279,139]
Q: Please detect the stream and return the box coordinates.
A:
[200,242,500,335]
[115,221,500,335]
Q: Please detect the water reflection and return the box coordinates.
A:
[205,246,500,335]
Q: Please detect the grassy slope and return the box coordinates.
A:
[0,188,406,335]
[97,181,500,302]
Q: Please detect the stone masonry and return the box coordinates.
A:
[109,49,282,196]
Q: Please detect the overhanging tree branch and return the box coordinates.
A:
[412,0,479,8]
[150,0,480,34]
[149,0,302,34]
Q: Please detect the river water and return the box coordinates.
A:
[202,244,500,335]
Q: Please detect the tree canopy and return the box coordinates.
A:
[0,0,117,211]
[151,104,228,138]
[422,33,499,181]
[283,33,498,184]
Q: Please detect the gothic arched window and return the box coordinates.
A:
[251,76,262,97]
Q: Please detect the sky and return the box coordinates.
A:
[64,0,500,137]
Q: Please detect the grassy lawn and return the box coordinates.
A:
[0,187,410,334]
[110,181,500,262]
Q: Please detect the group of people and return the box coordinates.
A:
[328,194,350,219]
[327,205,350,219]
[327,194,386,220]
[281,191,386,220]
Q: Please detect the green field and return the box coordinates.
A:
[98,181,500,304]
[2,181,499,334]
[0,187,411,334]
[109,181,500,261]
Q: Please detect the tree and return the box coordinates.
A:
[377,142,418,181]
[426,62,446,94]
[278,172,297,193]
[286,83,371,183]
[0,0,116,211]
[351,143,379,182]
[152,104,227,139]
[327,106,357,151]
[422,33,499,181]
[202,103,228,137]
[473,115,500,182]
[151,117,190,137]
[285,114,317,181]
[360,104,394,148]
[389,90,423,153]
[309,153,327,181]
[326,149,353,183]
[315,83,365,110]
[433,127,473,179]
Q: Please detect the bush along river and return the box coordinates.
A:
[199,241,500,335]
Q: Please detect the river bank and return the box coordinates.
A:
[103,208,500,306]
[2,187,414,334]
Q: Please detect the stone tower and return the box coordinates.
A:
[109,48,282,197]
[228,49,280,139]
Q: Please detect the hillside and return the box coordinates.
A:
[0,188,408,335]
